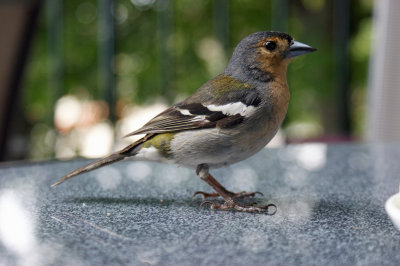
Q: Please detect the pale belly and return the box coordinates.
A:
[168,118,280,169]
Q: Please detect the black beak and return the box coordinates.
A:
[285,41,317,58]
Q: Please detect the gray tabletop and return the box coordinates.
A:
[0,142,399,265]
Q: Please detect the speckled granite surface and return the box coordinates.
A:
[0,142,399,265]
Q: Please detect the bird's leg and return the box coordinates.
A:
[193,165,263,200]
[195,164,275,213]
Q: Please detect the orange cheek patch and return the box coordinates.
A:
[254,49,290,83]
[257,55,278,73]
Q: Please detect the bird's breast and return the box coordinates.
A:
[267,81,290,126]
[242,81,290,149]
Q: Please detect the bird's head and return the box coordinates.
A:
[225,31,316,84]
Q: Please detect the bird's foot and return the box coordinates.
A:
[232,191,264,198]
[193,190,263,200]
[200,199,276,214]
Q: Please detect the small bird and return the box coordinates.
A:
[51,31,316,212]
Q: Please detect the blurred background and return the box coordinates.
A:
[0,0,397,162]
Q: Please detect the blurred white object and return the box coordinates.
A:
[54,95,81,132]
[367,0,400,141]
[80,122,114,158]
[385,187,400,231]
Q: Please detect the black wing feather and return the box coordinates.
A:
[124,75,263,137]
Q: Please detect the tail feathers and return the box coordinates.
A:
[51,153,126,187]
[51,133,154,188]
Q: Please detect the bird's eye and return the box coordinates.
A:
[264,41,276,51]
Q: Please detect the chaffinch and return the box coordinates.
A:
[52,31,316,213]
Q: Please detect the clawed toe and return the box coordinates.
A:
[193,190,264,200]
[231,201,276,213]
[236,202,277,214]
[200,199,277,214]
[193,191,220,200]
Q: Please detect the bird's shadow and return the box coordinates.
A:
[68,195,275,214]
[70,196,202,209]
